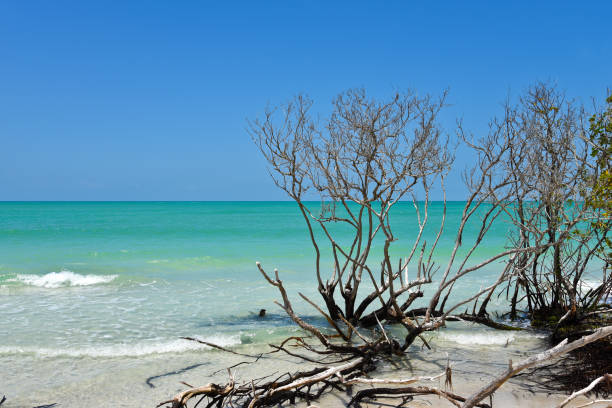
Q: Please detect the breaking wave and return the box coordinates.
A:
[9,271,118,288]
[439,332,517,345]
[438,330,546,346]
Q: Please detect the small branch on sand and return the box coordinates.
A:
[556,374,612,408]
[573,399,612,408]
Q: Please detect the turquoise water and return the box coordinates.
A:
[0,201,515,356]
[0,201,563,407]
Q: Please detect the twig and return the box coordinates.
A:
[557,374,612,408]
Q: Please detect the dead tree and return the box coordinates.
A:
[159,86,611,408]
[496,83,611,326]
[249,88,453,326]
[248,88,552,339]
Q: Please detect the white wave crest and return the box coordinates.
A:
[147,259,168,264]
[579,279,600,291]
[12,271,117,288]
[0,335,240,358]
[439,332,518,345]
[438,329,548,346]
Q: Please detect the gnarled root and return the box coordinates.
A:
[348,386,491,408]
[157,381,234,408]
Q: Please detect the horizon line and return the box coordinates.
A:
[0,199,471,203]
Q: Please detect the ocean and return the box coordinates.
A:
[0,202,589,407]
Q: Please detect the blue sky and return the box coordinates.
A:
[0,1,610,200]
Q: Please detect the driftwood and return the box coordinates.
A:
[157,380,235,408]
[348,386,491,408]
[158,355,484,408]
[556,374,612,408]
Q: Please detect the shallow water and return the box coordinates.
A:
[0,202,598,407]
[0,322,572,407]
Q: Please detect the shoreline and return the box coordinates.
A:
[0,321,587,408]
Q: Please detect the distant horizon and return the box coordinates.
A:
[0,199,472,203]
[0,199,582,204]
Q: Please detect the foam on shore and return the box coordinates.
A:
[0,335,240,358]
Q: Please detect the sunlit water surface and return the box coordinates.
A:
[0,202,597,407]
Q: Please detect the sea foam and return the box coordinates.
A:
[0,335,240,358]
[12,271,117,288]
[438,330,546,346]
[439,332,517,345]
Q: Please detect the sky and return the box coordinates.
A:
[0,1,610,201]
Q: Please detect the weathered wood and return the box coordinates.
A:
[344,371,445,385]
[557,374,612,408]
[348,386,491,408]
[157,382,234,408]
